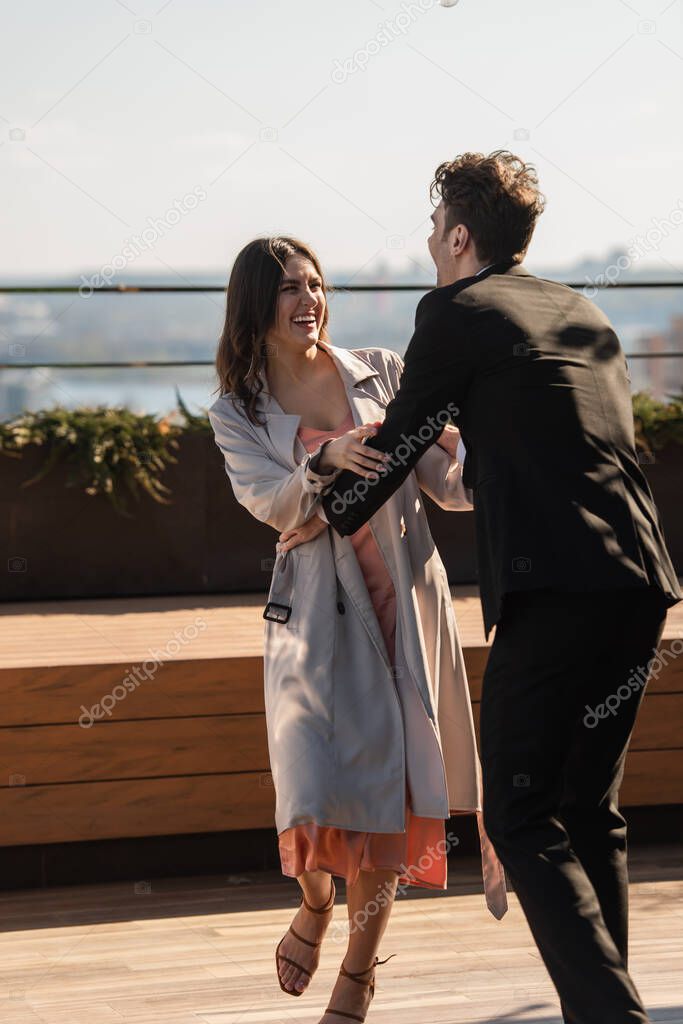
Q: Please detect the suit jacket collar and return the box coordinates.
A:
[446,258,529,297]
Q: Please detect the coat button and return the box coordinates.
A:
[337,600,345,614]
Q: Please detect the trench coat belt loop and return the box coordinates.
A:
[476,809,509,919]
[263,549,294,624]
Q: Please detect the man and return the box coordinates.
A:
[318,150,681,1023]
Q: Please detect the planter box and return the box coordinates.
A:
[1,436,681,600]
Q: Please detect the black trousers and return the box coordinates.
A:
[480,585,669,1024]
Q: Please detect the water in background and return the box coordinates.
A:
[1,276,681,420]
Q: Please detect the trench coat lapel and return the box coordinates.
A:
[254,340,395,672]
[319,341,398,673]
[249,389,301,472]
[316,338,391,427]
[253,339,388,469]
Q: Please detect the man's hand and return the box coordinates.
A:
[276,512,328,553]
[317,422,389,476]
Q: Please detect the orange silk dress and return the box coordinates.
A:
[277,409,448,890]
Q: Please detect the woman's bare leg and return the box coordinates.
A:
[319,867,400,1023]
[277,868,335,994]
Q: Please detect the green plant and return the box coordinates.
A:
[0,404,185,517]
[1,390,680,516]
[174,386,212,434]
[632,391,683,457]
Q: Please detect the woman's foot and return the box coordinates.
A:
[276,878,335,995]
[320,955,394,1023]
[319,967,374,1023]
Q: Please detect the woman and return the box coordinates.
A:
[209,237,507,1024]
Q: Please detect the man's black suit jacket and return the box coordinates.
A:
[321,260,681,636]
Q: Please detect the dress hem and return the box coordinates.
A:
[280,863,446,891]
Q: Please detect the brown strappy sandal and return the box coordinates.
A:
[275,877,336,996]
[324,952,396,1022]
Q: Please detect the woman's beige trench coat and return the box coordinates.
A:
[209,340,507,915]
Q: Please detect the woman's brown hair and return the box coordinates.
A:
[214,237,330,425]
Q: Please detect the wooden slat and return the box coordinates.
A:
[470,692,683,751]
[2,642,678,729]
[466,645,683,704]
[621,749,683,805]
[0,656,264,726]
[463,647,488,702]
[3,691,674,795]
[646,646,683,694]
[0,715,269,786]
[0,772,276,846]
[0,591,680,850]
[0,748,679,848]
[630,693,683,749]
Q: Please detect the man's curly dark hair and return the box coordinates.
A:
[431,150,546,264]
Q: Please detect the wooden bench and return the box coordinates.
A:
[0,589,681,847]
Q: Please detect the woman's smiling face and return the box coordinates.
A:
[267,254,326,352]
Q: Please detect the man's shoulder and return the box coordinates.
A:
[415,284,466,328]
[513,271,614,326]
[454,266,613,326]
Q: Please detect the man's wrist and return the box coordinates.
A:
[315,438,336,475]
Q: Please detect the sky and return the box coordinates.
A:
[2,0,683,282]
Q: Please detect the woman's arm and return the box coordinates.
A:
[208,402,341,533]
[384,350,473,511]
[413,436,473,510]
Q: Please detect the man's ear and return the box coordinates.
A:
[449,223,469,258]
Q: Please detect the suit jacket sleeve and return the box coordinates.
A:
[321,290,474,535]
[385,350,473,511]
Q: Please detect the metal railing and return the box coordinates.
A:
[1,280,682,369]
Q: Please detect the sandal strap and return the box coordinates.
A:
[325,955,396,1023]
[302,878,335,914]
[274,882,335,992]
[275,952,312,977]
[287,924,321,949]
[323,1010,366,1023]
[339,952,396,984]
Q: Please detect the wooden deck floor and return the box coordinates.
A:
[0,846,681,1024]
